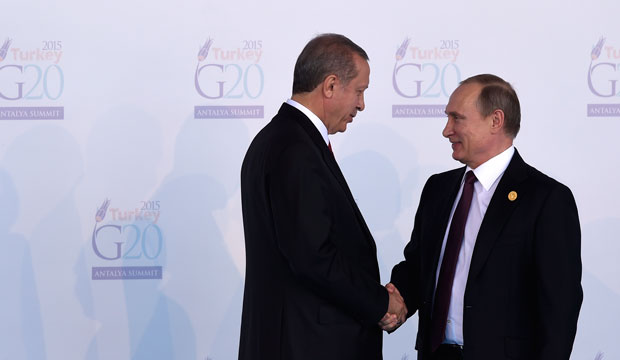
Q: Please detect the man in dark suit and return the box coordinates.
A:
[389,74,582,360]
[239,34,407,360]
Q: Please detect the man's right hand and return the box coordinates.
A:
[378,283,407,331]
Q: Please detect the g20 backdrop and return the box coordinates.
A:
[1,0,619,359]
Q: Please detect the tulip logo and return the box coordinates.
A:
[0,38,11,62]
[395,37,410,61]
[591,37,606,61]
[197,38,213,62]
[95,198,110,222]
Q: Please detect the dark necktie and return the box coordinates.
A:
[430,170,477,352]
[328,141,333,153]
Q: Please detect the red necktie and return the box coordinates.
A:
[328,142,333,153]
[430,170,477,351]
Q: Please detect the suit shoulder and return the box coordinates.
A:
[246,112,309,150]
[431,167,464,179]
[412,167,464,207]
[243,114,322,173]
[521,163,577,207]
[424,167,464,189]
[524,163,573,193]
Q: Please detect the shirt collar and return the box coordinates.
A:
[466,145,515,191]
[286,98,329,146]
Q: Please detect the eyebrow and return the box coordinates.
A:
[445,110,463,117]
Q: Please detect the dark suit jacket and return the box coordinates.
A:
[239,103,389,360]
[391,150,582,360]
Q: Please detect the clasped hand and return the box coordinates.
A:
[378,283,407,331]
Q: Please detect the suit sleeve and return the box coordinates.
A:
[534,183,583,359]
[268,143,389,324]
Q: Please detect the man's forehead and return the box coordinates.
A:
[455,82,482,97]
[446,83,482,114]
[355,57,370,74]
[449,83,481,105]
[352,59,370,85]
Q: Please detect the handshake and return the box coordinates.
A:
[378,283,407,332]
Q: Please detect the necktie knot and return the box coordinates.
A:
[465,170,477,185]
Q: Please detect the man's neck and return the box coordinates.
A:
[291,92,325,126]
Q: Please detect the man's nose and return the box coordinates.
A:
[357,94,365,112]
[442,119,452,138]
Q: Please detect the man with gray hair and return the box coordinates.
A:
[389,74,582,359]
[239,33,407,360]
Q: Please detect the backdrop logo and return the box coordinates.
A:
[0,38,11,61]
[194,37,264,119]
[0,38,64,120]
[391,37,462,118]
[91,199,164,280]
[587,36,620,117]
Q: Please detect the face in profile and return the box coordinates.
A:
[324,54,369,134]
[443,83,496,169]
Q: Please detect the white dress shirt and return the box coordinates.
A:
[286,99,329,146]
[436,146,515,345]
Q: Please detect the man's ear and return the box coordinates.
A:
[322,75,337,98]
[490,109,505,134]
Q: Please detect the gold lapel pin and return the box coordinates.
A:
[508,191,518,201]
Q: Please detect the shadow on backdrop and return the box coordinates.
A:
[17,125,85,358]
[0,167,46,360]
[144,115,249,359]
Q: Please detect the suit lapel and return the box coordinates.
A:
[467,150,529,281]
[325,154,378,250]
[280,103,376,248]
